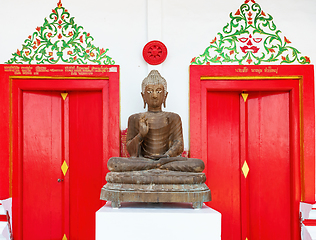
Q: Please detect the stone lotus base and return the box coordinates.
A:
[100,169,211,209]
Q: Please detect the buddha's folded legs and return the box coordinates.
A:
[159,157,205,172]
[108,157,159,172]
[108,156,205,173]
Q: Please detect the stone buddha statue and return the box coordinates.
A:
[101,70,210,209]
[107,70,205,173]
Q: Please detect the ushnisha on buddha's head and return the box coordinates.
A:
[141,70,168,112]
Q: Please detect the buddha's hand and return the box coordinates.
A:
[139,116,149,137]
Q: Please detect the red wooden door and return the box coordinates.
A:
[69,91,104,240]
[23,91,64,240]
[207,91,292,240]
[245,92,291,240]
[22,90,104,240]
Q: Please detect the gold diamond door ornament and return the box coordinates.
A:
[241,93,248,102]
[62,234,68,240]
[242,161,249,178]
[61,160,68,176]
[61,92,68,100]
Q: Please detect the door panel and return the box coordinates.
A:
[22,90,104,240]
[69,91,103,240]
[247,92,291,240]
[22,91,63,239]
[207,91,292,240]
[207,91,241,240]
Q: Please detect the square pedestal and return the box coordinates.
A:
[96,202,221,240]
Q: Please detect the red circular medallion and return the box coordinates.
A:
[142,40,167,65]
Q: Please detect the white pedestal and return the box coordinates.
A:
[96,202,221,240]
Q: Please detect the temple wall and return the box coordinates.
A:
[0,0,315,151]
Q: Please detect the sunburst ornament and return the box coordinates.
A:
[6,0,115,65]
[191,0,310,65]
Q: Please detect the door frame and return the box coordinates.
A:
[189,64,315,239]
[0,64,120,239]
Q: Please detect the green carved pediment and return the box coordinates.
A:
[6,0,115,65]
[191,0,310,65]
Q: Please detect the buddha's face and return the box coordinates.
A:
[142,84,167,111]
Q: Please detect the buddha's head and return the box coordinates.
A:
[141,70,168,111]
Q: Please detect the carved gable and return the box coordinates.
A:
[191,0,310,65]
[6,0,115,65]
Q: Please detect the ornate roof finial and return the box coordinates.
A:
[57,0,62,8]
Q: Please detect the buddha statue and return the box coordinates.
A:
[107,70,205,173]
[101,70,211,209]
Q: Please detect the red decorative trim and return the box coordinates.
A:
[0,215,6,221]
[303,219,316,226]
[142,41,167,65]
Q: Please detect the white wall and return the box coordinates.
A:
[0,0,315,150]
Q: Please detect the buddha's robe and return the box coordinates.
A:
[127,111,183,157]
[107,111,205,172]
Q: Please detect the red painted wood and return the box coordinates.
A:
[207,91,241,240]
[0,208,7,221]
[239,96,249,240]
[69,91,104,240]
[0,64,120,200]
[190,65,314,240]
[247,92,291,240]
[2,65,120,240]
[20,90,106,239]
[62,96,70,238]
[17,89,108,240]
[0,69,10,199]
[289,83,302,240]
[207,90,295,240]
[22,91,63,239]
[303,219,316,226]
[191,65,315,201]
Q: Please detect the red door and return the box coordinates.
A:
[207,91,293,240]
[23,91,64,240]
[245,92,291,240]
[207,91,241,239]
[22,90,104,240]
[69,91,104,240]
